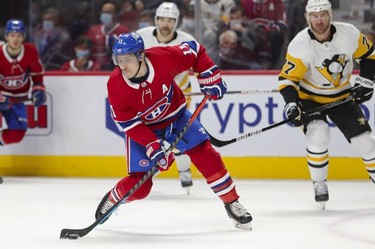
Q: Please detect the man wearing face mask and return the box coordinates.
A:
[87,1,130,70]
[59,35,100,72]
[31,7,74,70]
[135,2,196,194]
[218,29,262,69]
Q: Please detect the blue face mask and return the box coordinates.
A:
[43,20,54,31]
[138,22,151,29]
[100,13,113,25]
[75,49,90,58]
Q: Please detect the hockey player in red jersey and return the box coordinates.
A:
[0,19,46,146]
[95,32,252,230]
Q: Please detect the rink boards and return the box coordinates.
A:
[0,72,370,179]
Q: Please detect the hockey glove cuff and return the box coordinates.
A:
[32,83,46,107]
[284,101,306,127]
[198,65,227,100]
[146,140,175,171]
[351,76,374,104]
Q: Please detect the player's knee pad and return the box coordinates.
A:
[1,129,26,144]
[306,120,330,152]
[174,153,191,172]
[350,132,375,158]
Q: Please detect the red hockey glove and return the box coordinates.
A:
[146,140,175,171]
[197,65,227,101]
[32,83,46,107]
[0,94,11,111]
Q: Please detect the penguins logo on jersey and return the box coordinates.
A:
[316,54,349,87]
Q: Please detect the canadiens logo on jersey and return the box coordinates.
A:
[0,73,29,90]
[139,86,173,123]
[316,54,350,87]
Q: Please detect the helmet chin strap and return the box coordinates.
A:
[129,60,143,81]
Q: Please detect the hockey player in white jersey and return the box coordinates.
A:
[136,2,196,193]
[278,0,375,209]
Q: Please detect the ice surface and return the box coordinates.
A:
[1,177,375,249]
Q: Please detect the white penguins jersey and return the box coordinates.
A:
[137,26,196,95]
[278,22,375,104]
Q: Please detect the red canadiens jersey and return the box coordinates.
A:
[87,23,130,66]
[107,43,215,147]
[0,43,44,98]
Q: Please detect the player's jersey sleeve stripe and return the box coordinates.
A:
[353,33,374,59]
[278,53,308,91]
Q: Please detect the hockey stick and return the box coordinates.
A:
[208,96,354,147]
[60,94,210,240]
[185,89,278,96]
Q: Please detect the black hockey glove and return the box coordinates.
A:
[284,101,306,127]
[351,76,374,104]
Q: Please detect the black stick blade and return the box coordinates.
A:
[60,228,86,240]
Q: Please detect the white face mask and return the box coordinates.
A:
[43,20,54,31]
[75,49,90,58]
[220,47,233,56]
[230,20,242,29]
[100,13,113,25]
[138,22,151,29]
[182,18,195,29]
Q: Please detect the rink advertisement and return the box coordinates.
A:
[0,73,367,179]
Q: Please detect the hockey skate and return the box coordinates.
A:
[95,191,116,224]
[179,169,193,194]
[0,176,3,184]
[313,180,329,210]
[224,200,252,230]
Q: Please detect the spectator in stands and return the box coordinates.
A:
[59,35,100,72]
[179,0,196,37]
[227,5,272,69]
[240,0,288,69]
[178,0,235,63]
[286,0,308,43]
[66,1,91,40]
[137,9,154,29]
[218,29,263,69]
[86,1,130,70]
[118,0,139,31]
[32,7,74,70]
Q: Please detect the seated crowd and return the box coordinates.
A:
[0,0,373,71]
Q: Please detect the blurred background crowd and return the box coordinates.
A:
[0,0,374,71]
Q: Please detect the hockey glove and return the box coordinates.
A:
[32,83,46,107]
[198,65,227,101]
[351,76,374,104]
[284,101,306,127]
[146,140,175,171]
[0,94,11,111]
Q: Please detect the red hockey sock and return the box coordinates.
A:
[185,140,239,203]
[110,172,153,203]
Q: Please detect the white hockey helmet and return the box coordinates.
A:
[305,0,332,26]
[155,2,180,32]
